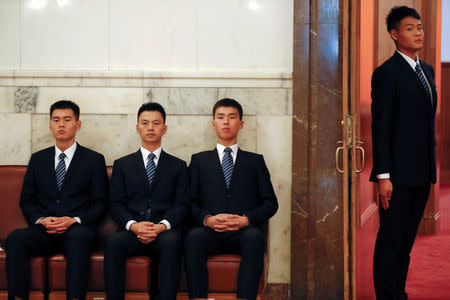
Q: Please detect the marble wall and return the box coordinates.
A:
[0,0,293,73]
[0,77,292,284]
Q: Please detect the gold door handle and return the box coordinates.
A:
[336,141,344,173]
[355,141,365,173]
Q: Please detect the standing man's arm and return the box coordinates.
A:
[242,155,278,226]
[371,66,395,209]
[20,155,47,226]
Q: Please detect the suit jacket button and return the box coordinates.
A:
[56,199,60,203]
[140,211,144,215]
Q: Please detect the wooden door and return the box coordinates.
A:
[350,1,378,299]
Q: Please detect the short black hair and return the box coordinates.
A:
[50,100,80,120]
[212,98,243,120]
[386,6,421,32]
[137,102,166,123]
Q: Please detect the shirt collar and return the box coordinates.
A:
[216,143,239,154]
[140,146,162,161]
[55,141,77,160]
[397,50,420,70]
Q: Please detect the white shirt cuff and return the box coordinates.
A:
[377,173,390,179]
[73,217,81,224]
[159,219,171,230]
[35,217,43,224]
[126,220,137,230]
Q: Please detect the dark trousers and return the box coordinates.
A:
[104,229,181,300]
[184,225,265,300]
[6,223,95,300]
[373,184,431,300]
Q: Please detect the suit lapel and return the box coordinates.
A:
[62,143,81,188]
[45,146,59,192]
[420,62,438,110]
[133,149,151,193]
[212,148,228,190]
[151,150,167,188]
[393,52,433,112]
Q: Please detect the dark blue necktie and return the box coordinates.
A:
[143,153,156,221]
[55,153,66,190]
[415,63,432,106]
[146,153,156,185]
[222,147,234,188]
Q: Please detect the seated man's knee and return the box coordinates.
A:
[240,226,265,250]
[6,228,32,250]
[184,227,209,254]
[158,230,181,248]
[66,225,94,241]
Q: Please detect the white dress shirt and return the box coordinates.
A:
[216,143,238,164]
[125,146,171,231]
[377,51,433,180]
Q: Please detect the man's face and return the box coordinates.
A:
[136,110,167,146]
[49,108,81,143]
[390,16,424,53]
[212,106,243,143]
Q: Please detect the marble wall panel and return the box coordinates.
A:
[14,87,38,113]
[145,88,216,115]
[22,0,108,70]
[0,113,31,165]
[36,87,144,114]
[109,0,196,71]
[31,114,129,165]
[0,0,20,69]
[257,116,292,284]
[217,88,292,115]
[197,0,293,73]
[162,115,257,164]
[0,87,15,113]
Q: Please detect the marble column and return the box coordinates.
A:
[291,0,345,299]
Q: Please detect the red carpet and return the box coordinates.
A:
[406,183,450,300]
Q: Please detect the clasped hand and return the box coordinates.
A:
[130,222,166,244]
[38,216,77,234]
[205,214,249,232]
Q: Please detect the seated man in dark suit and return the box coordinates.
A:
[6,100,108,300]
[105,102,189,300]
[184,98,278,300]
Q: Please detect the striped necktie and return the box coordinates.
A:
[146,153,156,185]
[415,63,432,106]
[222,147,234,188]
[55,153,66,190]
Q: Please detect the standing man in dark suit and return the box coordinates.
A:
[370,6,437,300]
[105,102,189,300]
[6,100,108,300]
[184,98,278,300]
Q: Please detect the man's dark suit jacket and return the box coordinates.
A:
[189,148,278,227]
[20,144,108,227]
[109,149,189,230]
[370,51,437,187]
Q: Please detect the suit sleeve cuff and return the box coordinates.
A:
[377,173,390,179]
[159,219,171,230]
[203,214,212,226]
[73,217,81,224]
[126,220,137,230]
